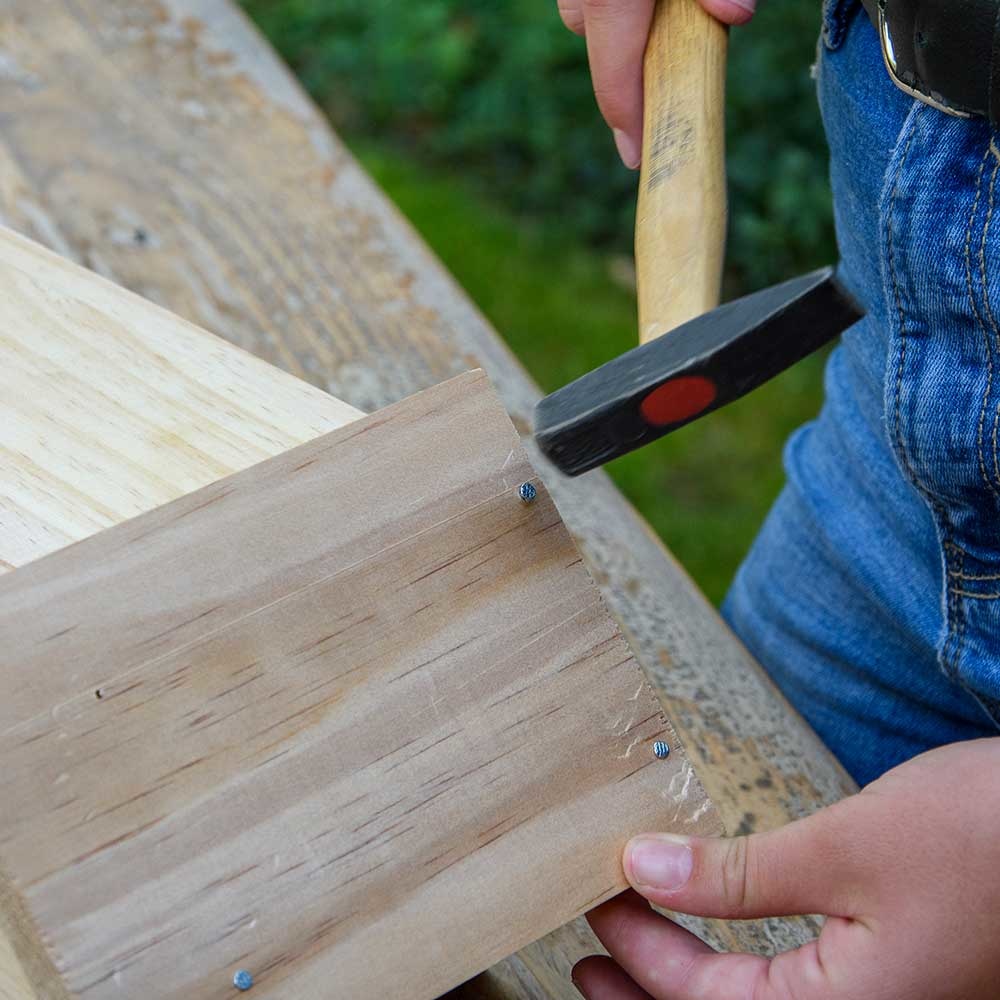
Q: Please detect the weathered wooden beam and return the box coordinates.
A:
[1,345,719,996]
[0,2,857,996]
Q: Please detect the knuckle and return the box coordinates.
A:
[591,83,629,125]
[607,907,633,946]
[719,836,753,915]
[582,0,628,27]
[581,0,646,25]
[673,953,703,997]
[557,1,585,33]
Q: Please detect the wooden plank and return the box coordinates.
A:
[0,369,720,1000]
[0,2,857,996]
[0,226,363,573]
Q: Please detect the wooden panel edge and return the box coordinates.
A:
[0,866,69,1000]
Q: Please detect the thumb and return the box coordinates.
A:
[623,804,866,920]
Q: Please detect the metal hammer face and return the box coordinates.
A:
[533,268,863,477]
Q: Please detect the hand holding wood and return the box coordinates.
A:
[574,738,1000,1000]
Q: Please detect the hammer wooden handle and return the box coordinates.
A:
[636,0,728,344]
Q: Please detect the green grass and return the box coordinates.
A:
[357,143,828,604]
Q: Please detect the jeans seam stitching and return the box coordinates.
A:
[949,569,1000,580]
[979,142,1000,491]
[985,140,1000,491]
[966,140,1000,500]
[946,548,968,682]
[946,549,1000,730]
[888,112,922,491]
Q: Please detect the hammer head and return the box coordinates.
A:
[534,268,862,477]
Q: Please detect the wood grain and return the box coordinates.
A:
[0,370,720,999]
[636,0,727,342]
[0,2,858,996]
[0,225,362,572]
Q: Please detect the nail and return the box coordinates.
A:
[626,835,693,891]
[613,128,641,170]
[728,0,757,16]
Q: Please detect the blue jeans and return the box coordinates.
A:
[723,0,1000,787]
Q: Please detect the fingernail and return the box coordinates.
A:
[626,835,693,891]
[613,128,641,170]
[728,0,757,16]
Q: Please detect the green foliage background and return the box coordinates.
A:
[241,0,838,603]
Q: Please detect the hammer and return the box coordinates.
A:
[534,0,861,476]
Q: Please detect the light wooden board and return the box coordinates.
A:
[0,225,363,573]
[0,2,858,995]
[0,369,720,999]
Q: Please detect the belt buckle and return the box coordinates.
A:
[877,2,971,118]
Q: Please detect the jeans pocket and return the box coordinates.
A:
[943,139,1000,727]
[821,0,859,50]
[880,109,1000,729]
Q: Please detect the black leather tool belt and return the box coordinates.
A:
[860,0,1000,126]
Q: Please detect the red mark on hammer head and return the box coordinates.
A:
[640,375,718,427]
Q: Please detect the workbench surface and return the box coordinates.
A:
[0,2,855,997]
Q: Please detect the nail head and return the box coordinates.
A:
[653,740,670,760]
[518,482,537,504]
[233,969,254,991]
